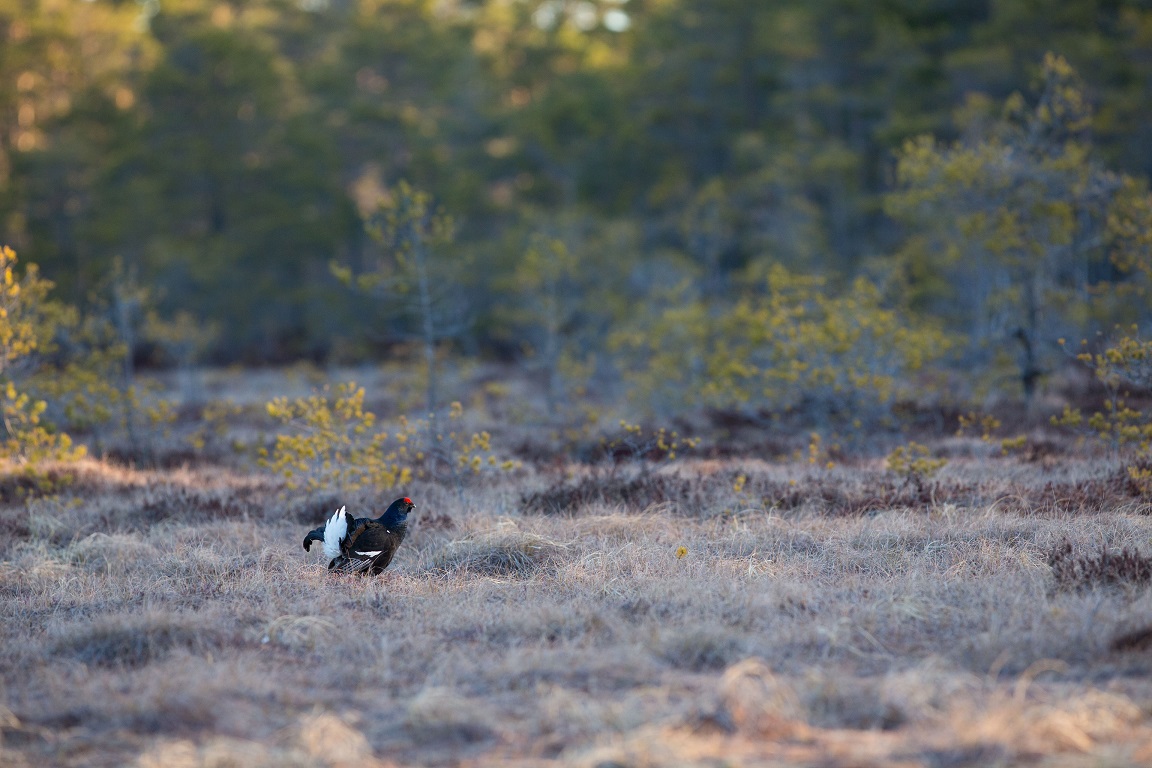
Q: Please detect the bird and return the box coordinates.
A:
[302,497,415,575]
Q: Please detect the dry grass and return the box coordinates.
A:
[50,611,237,669]
[3,379,1152,767]
[426,529,568,577]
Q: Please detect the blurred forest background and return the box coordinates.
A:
[5,0,1152,428]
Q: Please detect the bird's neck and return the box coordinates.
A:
[381,517,408,538]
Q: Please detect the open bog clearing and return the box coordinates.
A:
[2,400,1152,767]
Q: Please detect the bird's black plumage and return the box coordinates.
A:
[303,497,415,575]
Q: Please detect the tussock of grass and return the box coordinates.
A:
[427,530,567,577]
[1048,538,1152,592]
[137,737,270,768]
[953,688,1145,756]
[137,713,386,768]
[158,545,260,589]
[713,658,804,737]
[51,612,233,668]
[295,713,375,763]
[803,672,907,730]
[511,605,617,646]
[404,687,495,744]
[259,615,338,652]
[65,532,155,574]
[0,507,30,553]
[658,627,745,672]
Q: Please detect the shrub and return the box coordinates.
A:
[886,55,1140,401]
[260,381,415,493]
[26,261,184,462]
[521,473,698,515]
[599,420,699,464]
[0,246,85,475]
[613,263,951,424]
[260,384,515,493]
[885,441,947,490]
[1054,328,1152,494]
[188,399,246,457]
[956,411,1001,441]
[1048,539,1152,592]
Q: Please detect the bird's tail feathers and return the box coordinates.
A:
[327,553,373,573]
[322,505,349,561]
[302,527,324,551]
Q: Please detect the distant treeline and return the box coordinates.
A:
[3,0,1152,384]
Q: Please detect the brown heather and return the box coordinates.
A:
[3,394,1152,767]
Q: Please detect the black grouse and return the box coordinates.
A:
[302,497,414,575]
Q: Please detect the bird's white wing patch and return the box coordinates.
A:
[353,550,382,558]
[322,506,348,560]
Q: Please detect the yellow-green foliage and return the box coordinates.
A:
[956,411,1001,441]
[30,315,175,449]
[260,383,515,493]
[260,382,413,493]
[606,420,699,462]
[883,54,1149,400]
[998,435,1029,455]
[956,411,1027,456]
[189,400,245,454]
[513,235,578,320]
[143,398,177,438]
[503,234,594,411]
[1080,330,1152,395]
[360,181,455,287]
[1090,399,1152,452]
[1054,395,1152,453]
[1,382,84,468]
[1054,330,1152,455]
[615,263,950,419]
[29,255,179,451]
[0,246,85,469]
[887,56,1099,279]
[1128,464,1152,497]
[805,432,836,470]
[0,246,52,375]
[37,358,121,432]
[885,441,947,483]
[1106,176,1152,290]
[1054,329,1152,494]
[0,245,179,468]
[445,400,515,474]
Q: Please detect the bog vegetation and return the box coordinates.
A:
[5,1,1152,766]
